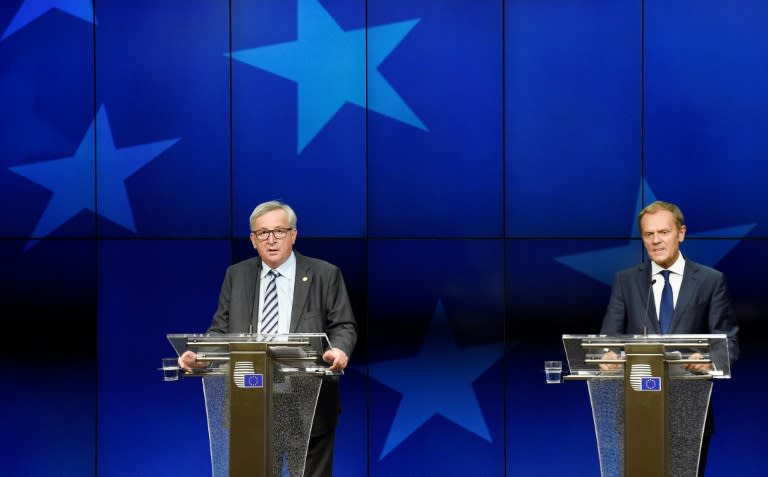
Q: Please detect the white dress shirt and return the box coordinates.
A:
[258,252,296,334]
[651,253,685,324]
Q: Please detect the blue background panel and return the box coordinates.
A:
[506,342,599,477]
[367,240,505,475]
[97,240,230,476]
[95,0,231,238]
[0,0,94,239]
[705,346,767,476]
[1,363,96,476]
[0,238,97,477]
[231,0,366,238]
[368,0,503,238]
[505,0,641,237]
[644,0,768,237]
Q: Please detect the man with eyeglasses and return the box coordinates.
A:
[178,200,357,477]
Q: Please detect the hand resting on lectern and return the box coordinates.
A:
[177,350,211,372]
[599,350,623,371]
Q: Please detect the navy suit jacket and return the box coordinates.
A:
[207,250,358,435]
[600,258,739,363]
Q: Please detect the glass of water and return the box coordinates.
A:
[160,357,180,381]
[544,360,563,384]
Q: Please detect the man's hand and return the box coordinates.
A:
[683,352,713,373]
[177,350,209,372]
[322,348,349,372]
[599,350,623,371]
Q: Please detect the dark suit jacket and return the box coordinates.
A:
[600,258,739,363]
[207,250,357,436]
[600,257,738,443]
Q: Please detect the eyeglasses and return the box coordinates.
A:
[251,227,294,241]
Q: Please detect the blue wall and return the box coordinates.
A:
[2,1,766,476]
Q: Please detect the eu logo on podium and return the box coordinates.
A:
[640,377,661,391]
[244,374,264,388]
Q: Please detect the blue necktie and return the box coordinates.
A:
[659,270,674,333]
[260,270,279,334]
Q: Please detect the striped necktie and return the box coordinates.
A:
[260,269,279,334]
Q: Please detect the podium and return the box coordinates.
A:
[561,334,731,477]
[167,333,340,477]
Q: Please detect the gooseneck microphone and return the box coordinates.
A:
[643,278,657,336]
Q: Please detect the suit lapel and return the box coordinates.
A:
[636,263,660,333]
[290,252,312,333]
[248,258,264,331]
[671,260,700,333]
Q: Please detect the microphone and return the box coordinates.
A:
[643,278,657,336]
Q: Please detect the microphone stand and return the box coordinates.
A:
[643,279,657,336]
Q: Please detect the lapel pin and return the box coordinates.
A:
[302,276,308,282]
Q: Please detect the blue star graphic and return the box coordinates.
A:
[9,106,179,249]
[229,0,427,153]
[368,300,503,459]
[2,0,95,41]
[555,180,756,285]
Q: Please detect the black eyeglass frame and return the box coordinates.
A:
[250,227,294,241]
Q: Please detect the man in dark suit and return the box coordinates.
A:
[600,200,739,476]
[179,200,357,477]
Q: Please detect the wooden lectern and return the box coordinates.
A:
[561,334,731,477]
[167,333,340,477]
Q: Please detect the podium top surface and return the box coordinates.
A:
[562,333,727,342]
[168,332,332,355]
[561,334,731,379]
[167,333,340,377]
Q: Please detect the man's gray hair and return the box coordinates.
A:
[249,200,298,230]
